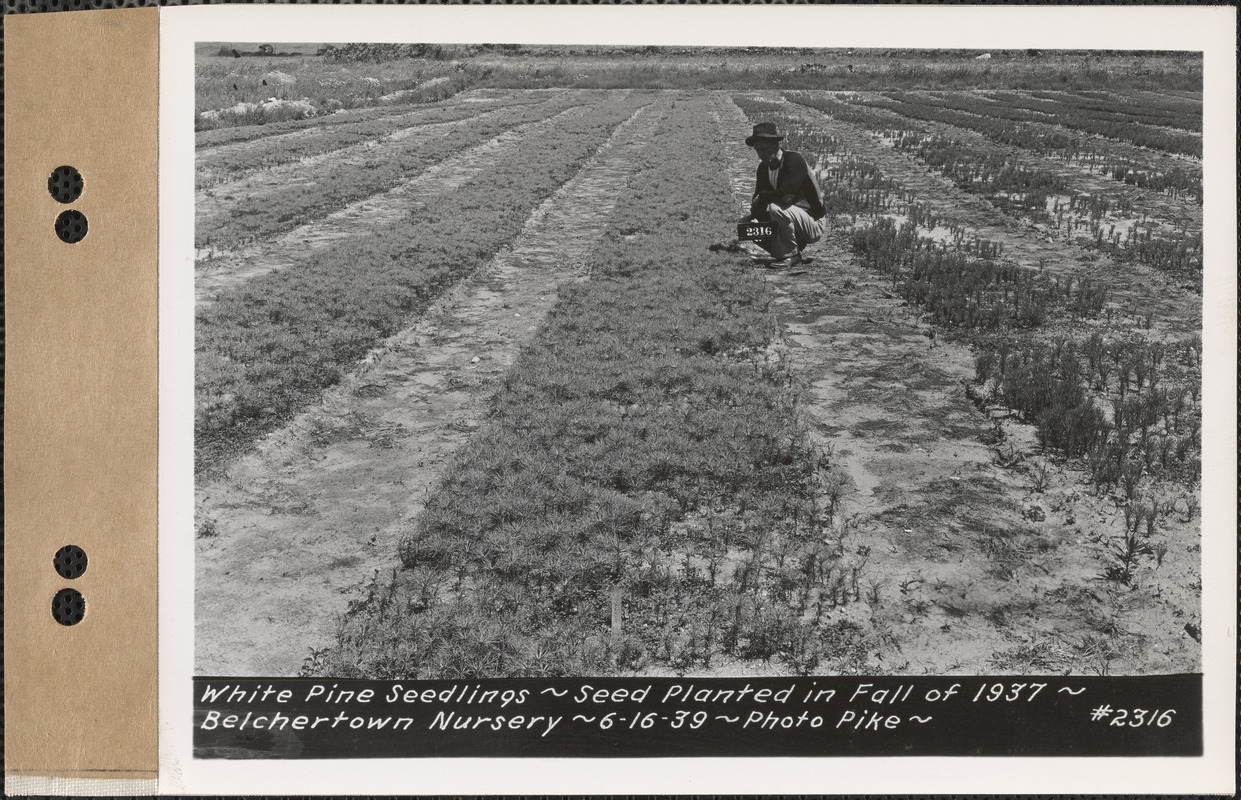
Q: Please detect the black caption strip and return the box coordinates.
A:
[193,675,1201,759]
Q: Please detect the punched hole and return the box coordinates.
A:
[54,209,88,244]
[53,545,88,579]
[47,165,84,204]
[52,588,86,626]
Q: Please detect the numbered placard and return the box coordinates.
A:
[737,221,774,242]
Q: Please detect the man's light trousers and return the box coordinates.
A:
[765,203,825,259]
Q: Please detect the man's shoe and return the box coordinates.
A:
[766,252,802,269]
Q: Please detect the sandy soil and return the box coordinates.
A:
[195,97,669,676]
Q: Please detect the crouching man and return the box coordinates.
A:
[742,122,827,269]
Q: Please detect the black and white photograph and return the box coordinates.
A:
[159,3,1234,790]
[193,40,1205,679]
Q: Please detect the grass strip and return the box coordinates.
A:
[195,92,591,251]
[196,92,653,473]
[314,94,867,679]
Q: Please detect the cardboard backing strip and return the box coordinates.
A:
[4,7,159,784]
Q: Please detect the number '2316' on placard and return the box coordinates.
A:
[737,222,773,241]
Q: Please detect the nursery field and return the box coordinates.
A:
[194,61,1205,679]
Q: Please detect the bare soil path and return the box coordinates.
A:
[195,95,669,676]
[766,95,1201,337]
[194,100,614,308]
[719,95,1200,675]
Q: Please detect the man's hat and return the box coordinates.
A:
[745,122,784,146]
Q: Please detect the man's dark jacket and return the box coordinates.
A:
[750,149,826,221]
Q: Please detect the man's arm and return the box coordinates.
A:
[749,195,773,220]
[773,152,811,207]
